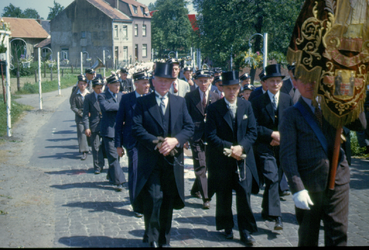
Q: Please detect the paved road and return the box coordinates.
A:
[1,89,369,247]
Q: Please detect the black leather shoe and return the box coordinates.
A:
[279,190,291,197]
[202,201,210,209]
[150,241,158,248]
[240,231,256,245]
[142,234,148,243]
[81,152,87,160]
[191,190,201,199]
[94,169,101,174]
[225,229,233,239]
[274,217,283,230]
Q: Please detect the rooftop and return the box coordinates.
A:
[3,17,49,39]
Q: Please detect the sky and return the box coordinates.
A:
[0,0,195,20]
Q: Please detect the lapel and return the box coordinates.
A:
[130,92,137,110]
[192,89,204,115]
[208,91,218,105]
[221,99,234,131]
[264,92,275,122]
[107,90,116,102]
[147,92,164,129]
[236,98,246,130]
[91,93,100,112]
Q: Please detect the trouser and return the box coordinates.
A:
[142,157,178,246]
[127,147,139,204]
[90,132,104,171]
[190,141,209,201]
[102,136,126,185]
[76,121,89,153]
[295,183,349,246]
[261,155,281,217]
[215,166,257,234]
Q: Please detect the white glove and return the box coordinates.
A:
[292,189,314,210]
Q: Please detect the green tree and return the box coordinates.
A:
[193,0,304,79]
[47,0,64,20]
[23,8,40,19]
[148,2,156,11]
[151,0,193,59]
[2,3,24,18]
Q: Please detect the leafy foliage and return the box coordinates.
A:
[193,0,304,71]
[2,4,40,18]
[47,0,64,20]
[151,0,194,59]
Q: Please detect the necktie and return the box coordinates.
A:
[315,107,323,128]
[160,97,165,115]
[272,95,277,110]
[173,81,178,93]
[228,104,236,119]
[202,91,207,109]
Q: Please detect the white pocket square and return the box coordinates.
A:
[243,114,248,120]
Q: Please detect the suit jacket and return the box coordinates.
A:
[82,92,102,133]
[98,90,123,138]
[251,91,293,155]
[119,78,133,93]
[70,90,88,123]
[185,88,220,142]
[248,86,264,102]
[206,98,260,197]
[115,91,138,150]
[132,92,194,210]
[280,77,301,104]
[169,78,190,98]
[279,97,366,194]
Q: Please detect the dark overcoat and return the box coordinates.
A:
[132,92,194,211]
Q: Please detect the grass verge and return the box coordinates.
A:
[0,97,33,137]
[15,73,78,94]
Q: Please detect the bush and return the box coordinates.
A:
[10,61,38,77]
[350,131,366,156]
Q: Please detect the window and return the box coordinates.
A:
[141,7,145,14]
[81,31,86,38]
[134,24,138,36]
[135,44,138,60]
[42,48,49,59]
[142,25,146,36]
[123,25,128,38]
[114,25,118,38]
[142,44,147,57]
[133,5,138,14]
[61,48,69,60]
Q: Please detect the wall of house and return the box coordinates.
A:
[131,18,151,63]
[50,0,133,69]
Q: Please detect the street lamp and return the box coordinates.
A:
[247,33,268,70]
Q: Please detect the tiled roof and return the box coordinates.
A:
[34,38,51,48]
[3,17,49,39]
[87,0,130,20]
[122,0,151,18]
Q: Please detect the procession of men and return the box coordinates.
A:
[67,0,369,246]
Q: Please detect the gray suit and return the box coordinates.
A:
[169,78,190,98]
[70,90,89,153]
[83,92,104,171]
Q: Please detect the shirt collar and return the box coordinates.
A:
[135,91,142,98]
[302,96,315,113]
[108,89,116,97]
[224,96,237,107]
[155,90,168,99]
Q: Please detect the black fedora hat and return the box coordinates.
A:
[240,73,250,81]
[194,69,212,79]
[106,74,120,84]
[154,62,176,79]
[261,64,285,81]
[221,71,240,86]
[133,71,149,81]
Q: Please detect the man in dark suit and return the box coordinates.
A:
[280,64,301,104]
[279,77,366,246]
[182,66,196,91]
[70,74,90,160]
[83,78,104,174]
[206,71,260,245]
[248,70,268,102]
[85,68,103,92]
[132,62,194,247]
[212,75,224,98]
[98,74,127,191]
[251,64,293,230]
[184,69,220,209]
[119,68,134,94]
[115,71,150,217]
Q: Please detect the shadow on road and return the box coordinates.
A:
[349,158,369,190]
[58,236,146,247]
[38,151,80,160]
